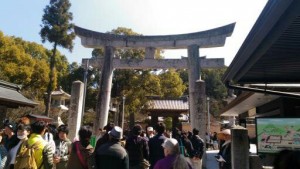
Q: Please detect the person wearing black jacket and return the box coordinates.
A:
[181,131,194,158]
[217,129,231,169]
[95,126,129,169]
[125,125,150,169]
[148,123,167,169]
[190,128,204,169]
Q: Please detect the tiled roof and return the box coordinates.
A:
[148,99,189,110]
[0,80,38,108]
[51,87,71,99]
[27,114,53,122]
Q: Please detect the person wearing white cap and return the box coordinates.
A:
[216,129,232,169]
[95,126,129,169]
[153,138,192,169]
[147,126,154,139]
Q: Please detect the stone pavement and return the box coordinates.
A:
[206,150,219,169]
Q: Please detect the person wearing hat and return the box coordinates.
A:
[95,122,114,150]
[154,138,192,169]
[125,125,150,169]
[216,129,232,169]
[146,127,154,139]
[3,122,18,151]
[95,126,129,169]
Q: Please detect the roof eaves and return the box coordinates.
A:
[222,0,295,83]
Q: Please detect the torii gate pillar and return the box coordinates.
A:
[94,46,114,131]
[188,45,206,132]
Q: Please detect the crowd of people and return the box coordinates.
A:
[205,132,219,150]
[2,117,295,169]
[0,118,209,169]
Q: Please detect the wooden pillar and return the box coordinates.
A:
[145,47,156,59]
[129,112,135,129]
[151,115,158,127]
[0,106,7,125]
[94,46,114,133]
[172,116,179,131]
[232,126,249,169]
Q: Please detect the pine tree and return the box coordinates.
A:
[40,0,75,116]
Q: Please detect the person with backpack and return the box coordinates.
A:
[4,124,30,169]
[14,121,54,169]
[54,125,72,169]
[190,128,204,169]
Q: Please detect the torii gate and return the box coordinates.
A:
[74,23,235,135]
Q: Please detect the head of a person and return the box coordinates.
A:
[104,122,114,133]
[172,128,181,139]
[31,120,47,135]
[219,129,231,141]
[4,122,16,137]
[132,124,142,136]
[16,123,31,140]
[58,125,69,140]
[155,123,166,134]
[147,126,154,134]
[162,138,180,156]
[182,130,188,138]
[108,126,123,141]
[193,128,199,135]
[78,126,92,147]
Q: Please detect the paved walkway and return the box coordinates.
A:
[206,150,219,169]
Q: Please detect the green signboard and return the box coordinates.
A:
[256,118,300,153]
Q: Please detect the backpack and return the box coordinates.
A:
[14,140,43,169]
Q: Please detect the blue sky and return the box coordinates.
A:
[0,0,267,66]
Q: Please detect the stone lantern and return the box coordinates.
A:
[50,86,71,127]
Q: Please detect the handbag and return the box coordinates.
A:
[75,142,88,169]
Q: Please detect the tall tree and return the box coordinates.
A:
[40,0,75,116]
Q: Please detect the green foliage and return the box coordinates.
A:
[40,0,75,51]
[159,69,186,98]
[0,31,50,99]
[0,30,70,101]
[164,117,172,131]
[202,68,227,100]
[123,70,161,114]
